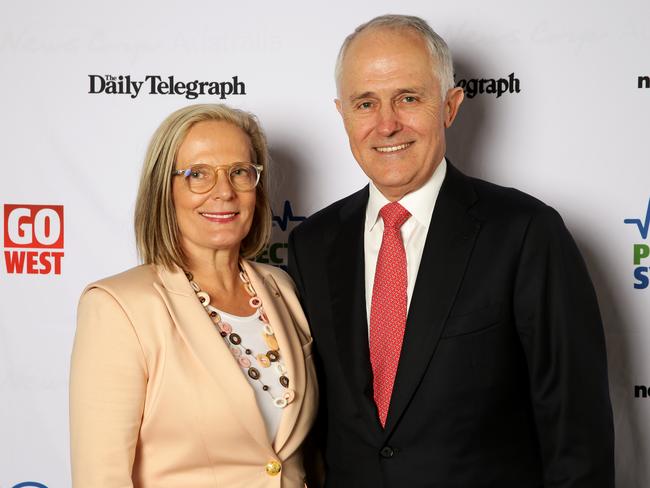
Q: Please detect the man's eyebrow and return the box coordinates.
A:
[348,87,426,103]
[348,91,375,103]
[394,87,425,96]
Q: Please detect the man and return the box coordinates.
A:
[289,15,614,488]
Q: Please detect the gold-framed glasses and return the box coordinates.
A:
[172,162,263,193]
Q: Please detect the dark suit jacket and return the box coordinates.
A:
[288,163,614,488]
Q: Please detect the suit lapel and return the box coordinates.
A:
[155,265,274,455]
[326,187,384,437]
[241,261,307,455]
[383,164,481,437]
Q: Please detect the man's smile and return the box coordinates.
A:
[374,142,413,153]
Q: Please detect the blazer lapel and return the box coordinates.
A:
[241,260,308,455]
[326,187,383,437]
[155,265,274,455]
[383,164,481,437]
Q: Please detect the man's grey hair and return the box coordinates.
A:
[335,14,455,97]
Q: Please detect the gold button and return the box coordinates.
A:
[265,460,282,476]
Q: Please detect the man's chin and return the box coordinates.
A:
[372,178,418,200]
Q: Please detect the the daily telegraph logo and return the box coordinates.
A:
[639,75,649,89]
[624,198,650,289]
[256,200,306,270]
[456,72,521,99]
[88,74,246,100]
[3,204,64,275]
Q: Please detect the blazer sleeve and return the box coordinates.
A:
[70,287,148,487]
[513,205,614,487]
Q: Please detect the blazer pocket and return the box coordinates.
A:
[442,302,502,338]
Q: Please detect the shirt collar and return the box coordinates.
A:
[366,157,447,232]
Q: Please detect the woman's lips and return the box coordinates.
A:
[200,211,239,223]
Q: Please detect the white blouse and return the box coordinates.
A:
[216,308,284,441]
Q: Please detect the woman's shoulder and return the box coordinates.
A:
[84,264,162,298]
[81,264,161,303]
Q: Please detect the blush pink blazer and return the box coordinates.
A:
[70,260,318,487]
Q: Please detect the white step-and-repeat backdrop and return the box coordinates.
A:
[1,1,648,486]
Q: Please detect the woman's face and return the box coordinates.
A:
[172,120,257,260]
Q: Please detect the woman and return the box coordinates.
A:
[70,104,318,487]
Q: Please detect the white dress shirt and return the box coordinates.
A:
[364,158,447,327]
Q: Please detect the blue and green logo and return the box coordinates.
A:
[256,200,305,270]
[624,198,650,289]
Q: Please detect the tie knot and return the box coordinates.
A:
[380,202,411,229]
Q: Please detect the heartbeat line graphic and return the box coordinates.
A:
[272,200,306,231]
[624,198,650,239]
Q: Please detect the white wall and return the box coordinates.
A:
[1,1,648,486]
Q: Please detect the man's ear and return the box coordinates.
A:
[444,87,464,128]
[335,98,343,116]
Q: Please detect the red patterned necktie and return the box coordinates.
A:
[369,201,411,427]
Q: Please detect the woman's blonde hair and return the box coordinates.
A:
[134,104,272,269]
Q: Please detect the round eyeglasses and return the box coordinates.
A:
[172,162,263,193]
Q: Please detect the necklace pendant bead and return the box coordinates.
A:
[239,357,251,368]
[273,397,288,409]
[248,367,261,380]
[264,334,279,350]
[283,389,295,403]
[279,375,290,388]
[197,291,210,305]
[229,333,242,345]
[257,354,271,368]
[267,350,280,362]
[206,305,221,321]
[263,324,274,336]
[249,296,262,309]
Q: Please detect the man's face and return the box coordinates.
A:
[336,28,464,200]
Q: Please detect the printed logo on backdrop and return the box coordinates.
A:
[12,482,48,488]
[624,198,650,289]
[3,204,64,275]
[88,75,246,100]
[256,201,305,270]
[639,75,650,89]
[455,73,521,99]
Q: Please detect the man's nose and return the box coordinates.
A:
[376,104,402,137]
[210,168,235,200]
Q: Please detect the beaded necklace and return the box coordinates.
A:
[185,266,295,409]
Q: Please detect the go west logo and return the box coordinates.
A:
[256,200,305,270]
[456,72,521,99]
[88,74,246,100]
[3,204,64,275]
[624,198,650,289]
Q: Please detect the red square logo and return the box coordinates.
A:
[4,205,64,249]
